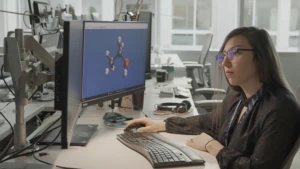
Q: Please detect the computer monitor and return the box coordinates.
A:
[138,11,152,79]
[55,21,84,149]
[81,21,149,106]
[55,21,149,149]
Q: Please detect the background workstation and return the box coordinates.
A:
[0,0,299,169]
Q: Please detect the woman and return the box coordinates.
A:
[126,27,300,169]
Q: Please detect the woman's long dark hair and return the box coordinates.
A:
[211,27,293,136]
[219,27,292,93]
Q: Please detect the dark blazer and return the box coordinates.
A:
[165,85,300,169]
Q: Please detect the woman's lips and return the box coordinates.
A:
[225,71,234,77]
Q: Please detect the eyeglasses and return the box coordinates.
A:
[216,48,254,66]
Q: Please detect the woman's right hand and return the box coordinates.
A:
[125,118,166,133]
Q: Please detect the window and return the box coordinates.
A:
[289,0,300,50]
[241,0,300,52]
[171,0,212,48]
[172,0,194,30]
[242,0,278,45]
[196,0,212,30]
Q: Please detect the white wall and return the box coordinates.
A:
[214,0,239,48]
[0,1,5,47]
[0,0,20,47]
[101,0,114,21]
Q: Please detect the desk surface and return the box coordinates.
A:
[2,78,220,169]
[8,107,219,169]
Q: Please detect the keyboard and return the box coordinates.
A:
[159,87,174,98]
[117,132,205,168]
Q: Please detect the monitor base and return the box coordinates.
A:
[30,124,98,146]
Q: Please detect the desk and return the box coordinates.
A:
[5,107,219,169]
[151,53,186,77]
[2,78,220,169]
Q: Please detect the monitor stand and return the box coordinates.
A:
[30,122,98,146]
[103,100,133,128]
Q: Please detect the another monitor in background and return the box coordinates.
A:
[55,21,84,149]
[81,21,149,106]
[138,11,152,79]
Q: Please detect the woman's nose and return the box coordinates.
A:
[222,55,231,67]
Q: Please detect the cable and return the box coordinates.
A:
[0,9,36,17]
[29,85,42,100]
[114,0,123,21]
[0,116,61,163]
[117,0,123,21]
[59,31,64,40]
[0,128,62,163]
[23,11,41,30]
[140,109,148,117]
[0,117,14,158]
[6,116,61,158]
[0,102,15,160]
[0,101,13,111]
[30,125,61,143]
[41,24,60,34]
[114,0,117,20]
[0,135,13,161]
[1,65,15,96]
[0,102,14,134]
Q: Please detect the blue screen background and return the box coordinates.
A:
[82,28,148,99]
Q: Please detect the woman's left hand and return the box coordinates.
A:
[186,132,214,151]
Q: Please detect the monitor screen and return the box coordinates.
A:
[81,22,149,105]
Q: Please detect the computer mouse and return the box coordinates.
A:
[124,123,146,133]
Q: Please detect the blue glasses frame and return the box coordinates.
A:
[216,48,254,66]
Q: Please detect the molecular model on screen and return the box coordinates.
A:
[105,36,129,77]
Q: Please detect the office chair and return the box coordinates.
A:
[281,86,300,169]
[183,33,213,89]
[183,34,226,112]
[184,33,226,98]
